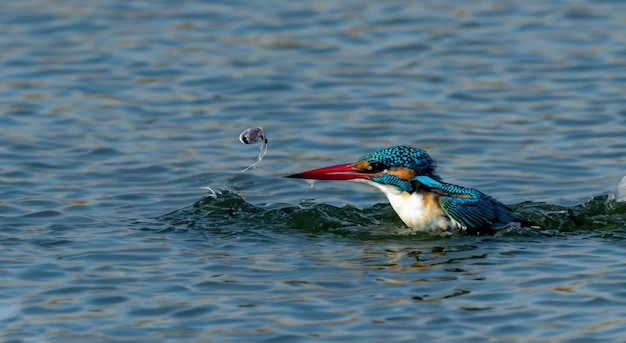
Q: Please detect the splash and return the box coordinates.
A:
[618,176,626,202]
[157,190,626,238]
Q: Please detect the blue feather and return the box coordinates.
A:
[413,175,533,233]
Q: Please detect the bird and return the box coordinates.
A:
[287,145,536,235]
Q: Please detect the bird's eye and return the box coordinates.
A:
[367,162,387,172]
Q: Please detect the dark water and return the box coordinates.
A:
[1,0,626,342]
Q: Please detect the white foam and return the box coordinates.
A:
[618,176,626,202]
[200,186,221,198]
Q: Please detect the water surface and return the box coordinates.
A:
[1,1,626,342]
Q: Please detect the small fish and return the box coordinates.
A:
[239,127,268,172]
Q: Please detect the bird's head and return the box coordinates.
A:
[287,146,439,192]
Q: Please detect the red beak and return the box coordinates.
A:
[286,163,372,180]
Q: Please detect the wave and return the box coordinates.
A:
[155,188,626,239]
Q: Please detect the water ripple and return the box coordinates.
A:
[2,0,626,342]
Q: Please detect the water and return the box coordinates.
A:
[1,0,626,342]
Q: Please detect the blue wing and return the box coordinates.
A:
[413,175,533,233]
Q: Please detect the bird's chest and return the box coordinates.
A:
[384,190,463,234]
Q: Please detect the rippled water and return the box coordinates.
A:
[1,0,626,342]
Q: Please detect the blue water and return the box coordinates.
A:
[1,0,626,342]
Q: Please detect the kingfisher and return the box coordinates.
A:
[287,146,536,235]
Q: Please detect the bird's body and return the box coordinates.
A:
[360,179,464,234]
[287,146,535,235]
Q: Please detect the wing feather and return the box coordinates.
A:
[413,176,532,233]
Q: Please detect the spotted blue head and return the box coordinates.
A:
[287,146,440,192]
[357,146,438,178]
